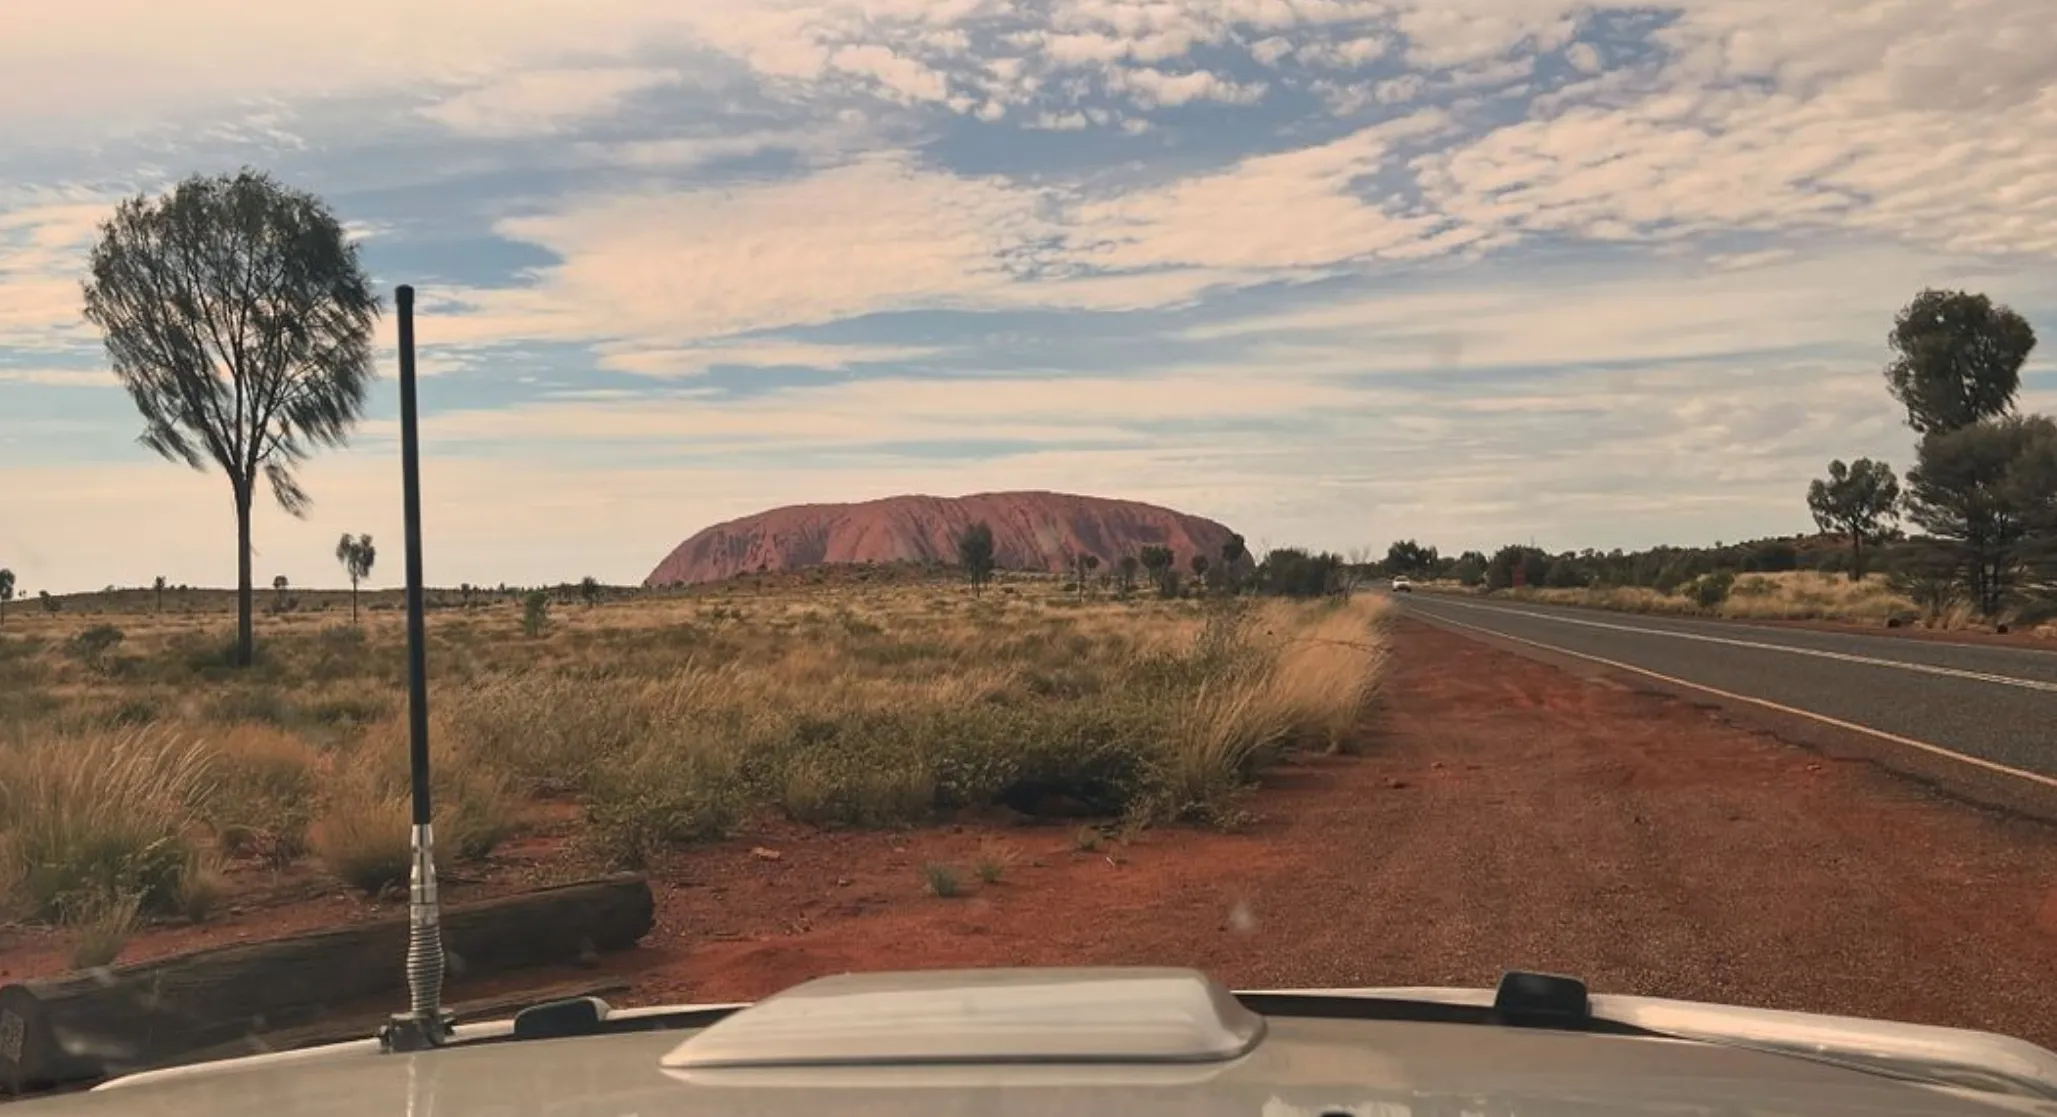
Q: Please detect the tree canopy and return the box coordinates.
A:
[955,521,995,594]
[1383,539,1439,577]
[335,533,376,623]
[1903,415,2057,615]
[1884,289,2036,435]
[81,169,380,665]
[1805,458,1900,580]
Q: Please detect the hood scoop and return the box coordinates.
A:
[659,967,1264,1074]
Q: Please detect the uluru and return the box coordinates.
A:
[643,491,1244,586]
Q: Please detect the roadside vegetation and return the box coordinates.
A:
[0,571,1389,957]
[1377,287,2056,638]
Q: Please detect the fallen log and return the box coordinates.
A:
[0,873,653,1094]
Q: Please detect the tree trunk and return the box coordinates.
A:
[1849,533,1864,582]
[234,484,254,666]
[350,577,359,624]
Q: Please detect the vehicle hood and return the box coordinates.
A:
[15,976,2057,1117]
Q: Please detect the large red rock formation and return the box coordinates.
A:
[643,491,1242,586]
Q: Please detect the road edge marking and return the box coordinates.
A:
[1416,608,2057,792]
[1418,595,2057,694]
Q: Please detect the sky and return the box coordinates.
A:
[2,0,2055,593]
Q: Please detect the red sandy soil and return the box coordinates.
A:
[8,619,2057,1052]
[643,490,1239,586]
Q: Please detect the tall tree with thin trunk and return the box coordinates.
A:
[153,574,167,612]
[335,533,376,623]
[82,169,380,667]
[1805,458,1900,581]
[0,567,13,628]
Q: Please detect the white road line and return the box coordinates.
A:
[1417,609,2057,792]
[1412,596,2057,695]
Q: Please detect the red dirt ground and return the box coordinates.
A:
[8,618,2057,1053]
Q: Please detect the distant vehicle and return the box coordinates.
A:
[1391,577,1414,593]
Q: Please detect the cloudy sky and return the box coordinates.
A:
[3,0,2054,592]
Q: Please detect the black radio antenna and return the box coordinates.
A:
[380,284,451,1052]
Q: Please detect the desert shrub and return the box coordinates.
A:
[582,729,749,867]
[309,775,412,896]
[0,728,211,921]
[1692,571,1737,609]
[196,725,320,861]
[68,624,126,671]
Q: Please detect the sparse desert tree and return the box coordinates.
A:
[1217,533,1248,593]
[1190,553,1210,590]
[335,533,375,623]
[272,574,289,613]
[578,575,602,607]
[956,521,995,596]
[152,574,166,612]
[1073,552,1100,601]
[1806,458,1900,581]
[1452,551,1488,587]
[522,590,550,637]
[1902,414,2057,616]
[39,589,59,613]
[1383,539,1438,578]
[1115,554,1140,596]
[82,169,380,667]
[1884,289,2036,435]
[1138,545,1176,597]
[0,567,13,627]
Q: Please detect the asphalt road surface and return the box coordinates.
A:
[1397,592,2057,784]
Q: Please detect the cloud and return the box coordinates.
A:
[1068,111,1465,270]
[827,45,952,103]
[596,339,944,378]
[0,196,119,351]
[419,67,683,137]
[434,153,1056,346]
[1106,67,1269,108]
[0,368,114,388]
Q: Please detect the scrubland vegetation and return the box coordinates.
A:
[0,576,1388,960]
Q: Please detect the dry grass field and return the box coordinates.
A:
[0,574,1389,966]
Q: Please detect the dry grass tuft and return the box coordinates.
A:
[0,727,213,922]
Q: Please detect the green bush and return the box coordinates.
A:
[1693,571,1737,609]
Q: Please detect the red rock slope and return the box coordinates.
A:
[644,491,1242,586]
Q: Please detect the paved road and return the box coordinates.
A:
[1396,592,2057,783]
